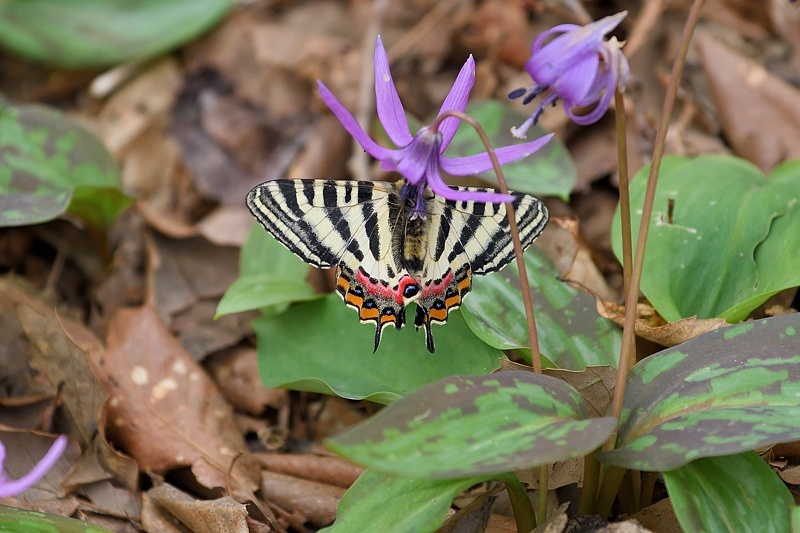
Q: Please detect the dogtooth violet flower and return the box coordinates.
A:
[317,36,553,215]
[509,12,630,137]
[0,435,67,498]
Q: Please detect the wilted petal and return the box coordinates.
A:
[440,134,554,175]
[0,435,67,498]
[318,81,394,161]
[436,56,476,150]
[373,36,413,146]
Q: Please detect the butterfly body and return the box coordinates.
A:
[247,179,548,353]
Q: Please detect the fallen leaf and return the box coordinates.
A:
[254,452,363,489]
[261,471,343,528]
[93,306,261,495]
[597,300,728,347]
[147,483,249,533]
[697,32,800,173]
[205,347,288,416]
[627,498,682,533]
[16,296,106,447]
[544,366,617,418]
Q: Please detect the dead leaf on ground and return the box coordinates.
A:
[0,429,80,504]
[261,471,344,528]
[16,296,106,447]
[254,452,363,489]
[627,498,681,533]
[536,216,618,302]
[146,483,249,533]
[697,32,800,173]
[205,347,287,416]
[545,366,616,418]
[93,306,261,496]
[597,300,728,347]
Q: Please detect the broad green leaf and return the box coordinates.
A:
[0,104,132,228]
[461,245,621,370]
[0,0,233,68]
[215,275,320,317]
[611,155,800,322]
[598,315,800,471]
[253,294,503,404]
[217,223,316,317]
[447,100,576,199]
[0,505,112,533]
[326,371,616,477]
[321,470,491,533]
[664,452,793,533]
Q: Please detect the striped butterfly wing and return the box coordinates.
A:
[413,187,549,352]
[246,179,418,351]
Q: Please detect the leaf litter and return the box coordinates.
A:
[1,0,799,531]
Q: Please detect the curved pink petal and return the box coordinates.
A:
[440,133,554,175]
[317,80,394,161]
[425,163,516,204]
[373,36,413,146]
[551,52,599,103]
[436,55,476,151]
[566,70,616,125]
[0,435,67,498]
[531,24,579,54]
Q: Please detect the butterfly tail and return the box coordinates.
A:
[413,305,436,353]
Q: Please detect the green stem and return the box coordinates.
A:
[595,466,626,518]
[579,450,601,515]
[499,473,537,531]
[640,471,659,509]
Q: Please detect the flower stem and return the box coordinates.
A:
[604,0,707,450]
[614,88,633,316]
[498,473,537,531]
[439,110,547,525]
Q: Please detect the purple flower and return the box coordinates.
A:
[318,37,553,214]
[510,12,630,137]
[0,435,67,498]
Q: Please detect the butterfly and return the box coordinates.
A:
[247,179,548,353]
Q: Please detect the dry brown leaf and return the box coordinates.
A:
[147,483,249,533]
[517,458,584,491]
[196,206,254,248]
[544,366,616,418]
[62,430,139,493]
[93,306,260,494]
[254,452,363,489]
[697,32,800,173]
[627,498,681,533]
[597,300,728,347]
[79,480,142,522]
[0,394,54,431]
[0,429,80,503]
[536,217,618,301]
[16,297,106,447]
[206,347,287,416]
[261,471,344,528]
[778,464,800,485]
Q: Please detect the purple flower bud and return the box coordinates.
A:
[0,435,67,498]
[318,37,553,213]
[510,12,630,136]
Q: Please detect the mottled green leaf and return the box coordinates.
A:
[326,371,616,477]
[461,245,620,370]
[447,100,576,199]
[611,155,800,322]
[0,0,233,68]
[664,452,793,533]
[598,315,800,470]
[321,470,490,533]
[253,294,503,404]
[0,505,112,533]
[0,104,131,228]
[217,223,317,317]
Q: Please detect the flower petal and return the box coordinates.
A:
[318,80,394,160]
[425,162,516,204]
[0,435,67,498]
[440,133,554,175]
[373,36,413,146]
[552,52,599,103]
[436,55,476,151]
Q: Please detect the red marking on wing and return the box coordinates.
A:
[421,270,454,298]
[356,268,407,304]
